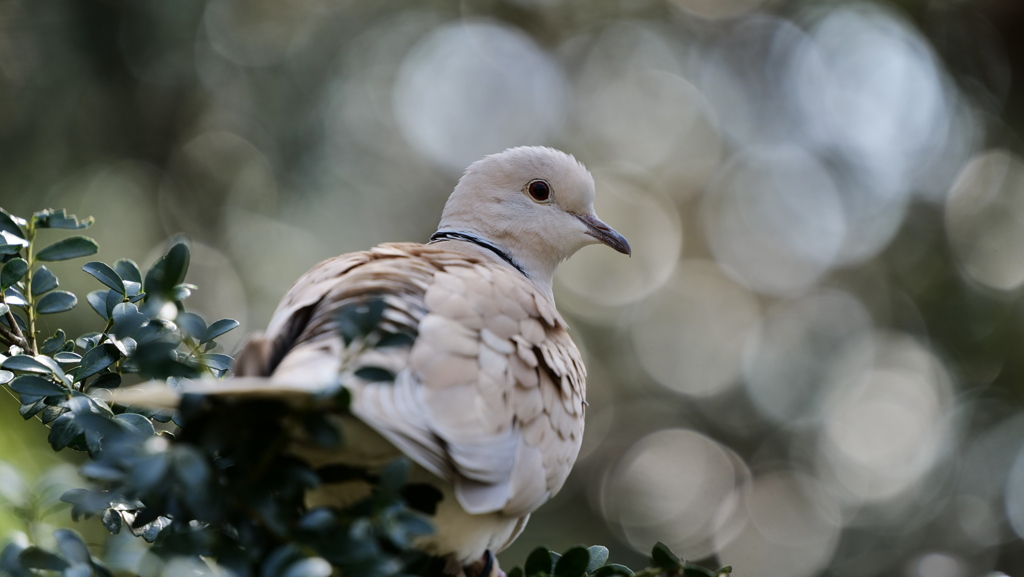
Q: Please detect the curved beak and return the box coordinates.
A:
[575,214,631,256]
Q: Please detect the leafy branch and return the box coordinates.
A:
[0,207,731,577]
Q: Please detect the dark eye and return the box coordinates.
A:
[527,179,550,202]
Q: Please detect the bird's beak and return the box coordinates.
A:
[576,214,631,256]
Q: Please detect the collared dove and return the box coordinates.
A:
[118,146,630,576]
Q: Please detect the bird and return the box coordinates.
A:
[119,146,630,576]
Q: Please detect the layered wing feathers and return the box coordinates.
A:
[234,242,586,518]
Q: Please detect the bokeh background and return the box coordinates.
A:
[1,0,1024,575]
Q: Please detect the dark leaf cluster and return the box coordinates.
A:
[0,208,729,577]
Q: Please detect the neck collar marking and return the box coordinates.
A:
[429,231,528,277]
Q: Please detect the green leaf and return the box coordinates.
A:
[651,542,681,571]
[1,258,27,289]
[377,332,415,348]
[200,353,233,371]
[201,318,239,344]
[176,312,206,340]
[0,370,12,384]
[16,547,69,571]
[34,209,93,230]
[111,303,147,338]
[554,547,590,577]
[35,291,77,314]
[82,261,125,294]
[104,289,122,319]
[591,565,633,577]
[112,337,137,358]
[48,412,83,451]
[102,509,122,534]
[54,352,82,364]
[525,547,553,577]
[171,283,195,301]
[0,209,25,239]
[113,413,154,436]
[30,265,58,296]
[354,367,394,382]
[40,329,67,355]
[303,414,341,448]
[337,298,386,345]
[76,343,121,380]
[19,398,46,420]
[0,243,21,256]
[3,355,51,373]
[86,290,108,319]
[4,287,27,306]
[35,236,99,261]
[113,259,142,283]
[144,241,190,298]
[10,375,67,397]
[587,546,610,573]
[281,558,332,577]
[682,563,717,577]
[53,529,90,564]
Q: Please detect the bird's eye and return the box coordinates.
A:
[527,180,551,202]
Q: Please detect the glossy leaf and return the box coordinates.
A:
[30,266,58,296]
[144,242,190,298]
[50,350,78,363]
[553,547,590,577]
[650,542,681,571]
[0,209,25,239]
[1,258,27,290]
[0,370,12,384]
[3,355,51,374]
[9,375,66,396]
[591,565,634,577]
[525,547,553,577]
[176,312,206,340]
[282,558,332,577]
[34,209,93,230]
[113,258,142,283]
[76,343,121,380]
[35,236,99,262]
[111,303,147,338]
[587,546,610,573]
[201,353,232,371]
[40,330,67,355]
[201,318,239,344]
[48,412,82,451]
[354,367,395,382]
[53,529,90,564]
[16,547,68,571]
[86,290,108,319]
[35,291,77,314]
[101,509,122,534]
[4,287,27,306]
[82,261,124,294]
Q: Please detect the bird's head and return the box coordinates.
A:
[435,146,630,289]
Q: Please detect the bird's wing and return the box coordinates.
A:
[234,242,586,518]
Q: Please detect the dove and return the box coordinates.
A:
[118,146,630,576]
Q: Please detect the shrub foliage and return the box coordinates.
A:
[0,208,731,577]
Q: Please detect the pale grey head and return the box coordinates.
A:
[433,146,630,290]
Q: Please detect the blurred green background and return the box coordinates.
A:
[3,0,1024,575]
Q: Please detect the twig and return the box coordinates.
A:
[23,220,37,354]
[0,291,28,350]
